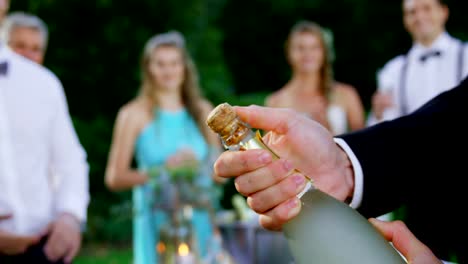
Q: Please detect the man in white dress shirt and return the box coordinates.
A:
[0,41,89,263]
[0,11,48,65]
[367,0,468,125]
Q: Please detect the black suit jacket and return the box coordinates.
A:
[339,76,468,262]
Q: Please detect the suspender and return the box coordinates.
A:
[399,58,409,116]
[399,41,466,116]
[457,41,466,82]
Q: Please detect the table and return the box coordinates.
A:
[219,221,295,264]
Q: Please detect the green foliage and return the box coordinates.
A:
[75,244,132,264]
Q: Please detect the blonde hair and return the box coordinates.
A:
[139,30,208,139]
[285,20,334,96]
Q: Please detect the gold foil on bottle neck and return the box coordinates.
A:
[206,102,315,191]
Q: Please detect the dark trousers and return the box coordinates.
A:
[0,236,66,264]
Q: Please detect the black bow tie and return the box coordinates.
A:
[419,50,442,63]
[0,61,8,76]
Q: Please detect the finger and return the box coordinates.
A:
[64,240,80,264]
[234,158,293,196]
[44,237,57,262]
[0,214,12,220]
[369,219,440,263]
[369,219,414,256]
[168,156,180,166]
[214,149,273,178]
[258,197,302,231]
[181,148,195,157]
[247,173,308,213]
[44,228,64,262]
[234,105,299,134]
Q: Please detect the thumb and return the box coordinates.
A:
[369,218,441,264]
[234,105,298,134]
[369,218,414,257]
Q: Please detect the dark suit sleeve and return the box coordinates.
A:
[338,77,468,218]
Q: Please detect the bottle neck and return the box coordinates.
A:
[220,118,255,150]
[223,128,256,151]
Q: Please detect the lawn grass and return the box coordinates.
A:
[74,244,133,264]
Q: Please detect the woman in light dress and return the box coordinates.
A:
[104,31,229,264]
[265,20,365,135]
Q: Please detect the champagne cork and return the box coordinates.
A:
[206,103,238,136]
[206,102,251,146]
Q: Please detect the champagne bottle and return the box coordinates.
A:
[206,103,407,264]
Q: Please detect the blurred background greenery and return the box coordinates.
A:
[8,0,468,260]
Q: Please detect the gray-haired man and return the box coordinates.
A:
[0,10,89,264]
[0,11,48,64]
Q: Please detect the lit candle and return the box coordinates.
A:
[176,242,196,264]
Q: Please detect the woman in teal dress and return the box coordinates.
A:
[105,31,227,263]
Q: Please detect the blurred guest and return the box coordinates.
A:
[265,20,365,135]
[105,31,226,264]
[367,0,468,125]
[367,0,468,226]
[0,0,8,26]
[0,41,89,263]
[0,11,48,64]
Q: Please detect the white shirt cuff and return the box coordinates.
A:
[333,138,363,209]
